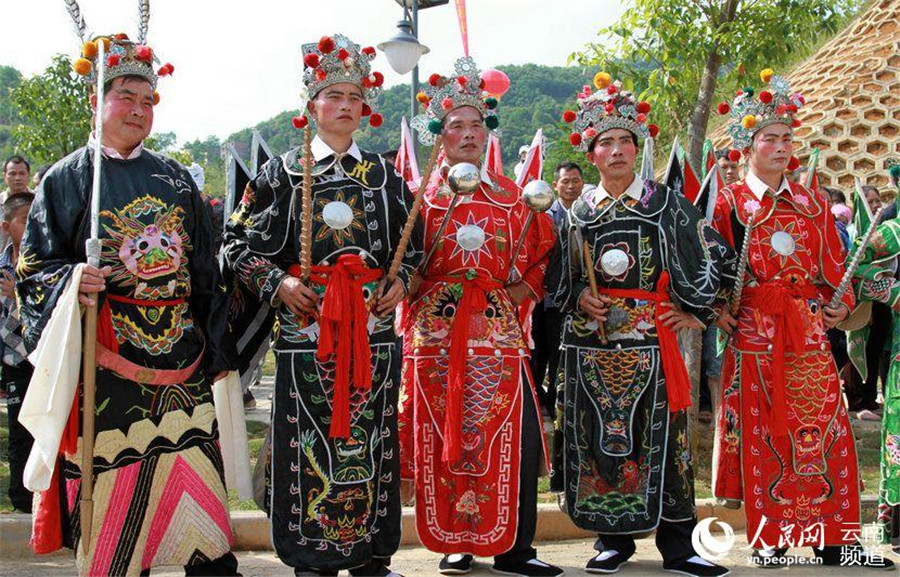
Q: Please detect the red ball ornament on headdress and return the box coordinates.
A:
[607,84,618,95]
[457,76,468,87]
[792,118,801,128]
[369,113,383,128]
[636,113,647,124]
[315,69,327,81]
[318,36,335,54]
[107,54,121,67]
[648,124,660,138]
[304,53,320,68]
[428,73,442,87]
[569,132,583,146]
[562,110,577,123]
[636,101,651,114]
[337,48,350,61]
[786,103,798,114]
[441,97,454,111]
[481,68,510,98]
[135,45,153,63]
[292,115,309,129]
[361,103,372,117]
[372,71,384,87]
[759,90,773,104]
[362,76,373,89]
[585,128,597,139]
[728,149,742,162]
[717,102,731,115]
[361,46,376,57]
[786,156,800,171]
[157,63,174,76]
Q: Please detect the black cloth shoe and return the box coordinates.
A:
[815,544,896,570]
[439,554,473,575]
[491,558,564,577]
[585,548,634,574]
[750,548,788,569]
[663,555,730,577]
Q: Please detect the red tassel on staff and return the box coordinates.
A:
[454,0,469,56]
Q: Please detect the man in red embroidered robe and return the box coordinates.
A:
[398,56,560,577]
[712,69,893,569]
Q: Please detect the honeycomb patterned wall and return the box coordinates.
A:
[712,0,900,191]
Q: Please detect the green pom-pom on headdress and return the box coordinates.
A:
[484,97,498,110]
[485,115,500,130]
[743,87,755,97]
[428,119,443,135]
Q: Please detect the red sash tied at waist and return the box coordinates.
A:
[599,271,691,413]
[288,255,382,439]
[427,272,504,464]
[742,280,819,438]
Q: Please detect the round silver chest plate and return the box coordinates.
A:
[456,225,486,251]
[322,201,354,230]
[770,231,796,256]
[600,248,629,277]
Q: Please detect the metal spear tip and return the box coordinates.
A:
[522,180,555,212]
[447,162,481,195]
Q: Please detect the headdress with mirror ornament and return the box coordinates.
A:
[66,0,173,105]
[291,34,384,130]
[717,68,805,161]
[410,56,500,146]
[561,72,658,152]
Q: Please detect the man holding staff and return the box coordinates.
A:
[711,69,892,569]
[16,3,239,575]
[546,72,736,577]
[224,34,421,577]
[399,56,560,577]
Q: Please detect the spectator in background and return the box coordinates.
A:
[31,164,52,189]
[530,161,583,417]
[789,163,808,184]
[826,186,847,208]
[513,144,529,180]
[831,202,852,251]
[0,193,34,513]
[716,148,741,185]
[2,156,31,202]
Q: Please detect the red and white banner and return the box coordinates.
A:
[515,128,543,187]
[395,116,421,189]
[454,0,470,56]
[484,133,503,176]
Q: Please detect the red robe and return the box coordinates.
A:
[712,177,860,549]
[399,167,554,556]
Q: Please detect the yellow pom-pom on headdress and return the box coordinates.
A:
[760,68,775,83]
[73,58,93,76]
[81,41,98,59]
[742,115,757,129]
[593,72,612,90]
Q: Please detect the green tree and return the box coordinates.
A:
[11,55,92,165]
[572,0,863,170]
[0,66,24,160]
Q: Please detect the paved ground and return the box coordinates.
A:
[2,535,897,576]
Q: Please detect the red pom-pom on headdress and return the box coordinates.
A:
[728,149,742,162]
[135,45,153,63]
[318,36,335,53]
[759,90,773,104]
[315,69,327,81]
[636,101,651,114]
[304,53,320,68]
[562,110,577,123]
[157,63,174,76]
[648,124,659,138]
[369,113,383,128]
[337,48,350,61]
[107,54,121,67]
[361,46,376,56]
[569,132,582,146]
[372,71,384,87]
[361,103,372,117]
[717,102,731,115]
[429,73,442,87]
[292,115,309,129]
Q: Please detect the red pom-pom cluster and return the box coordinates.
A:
[361,103,372,117]
[372,71,384,87]
[107,54,121,67]
[759,90,773,104]
[717,102,731,115]
[315,69,327,81]
[441,97,454,111]
[584,128,597,139]
[728,149,742,162]
[562,110,577,123]
[369,113,383,128]
[157,63,174,76]
[792,118,802,128]
[457,76,468,87]
[648,124,659,138]
[292,115,309,129]
[569,133,582,146]
[636,101,651,114]
[304,53,320,68]
[606,84,618,95]
[636,113,647,124]
[337,48,350,61]
[786,156,800,171]
[135,45,153,63]
[318,36,335,54]
[361,46,376,57]
[429,73,442,87]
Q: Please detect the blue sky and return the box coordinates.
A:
[3,0,625,143]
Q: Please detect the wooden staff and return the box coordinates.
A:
[81,37,107,554]
[582,240,608,345]
[299,124,313,281]
[385,136,442,283]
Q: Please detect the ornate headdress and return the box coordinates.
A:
[67,0,172,101]
[717,68,805,157]
[291,34,384,130]
[562,72,658,152]
[410,56,500,145]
